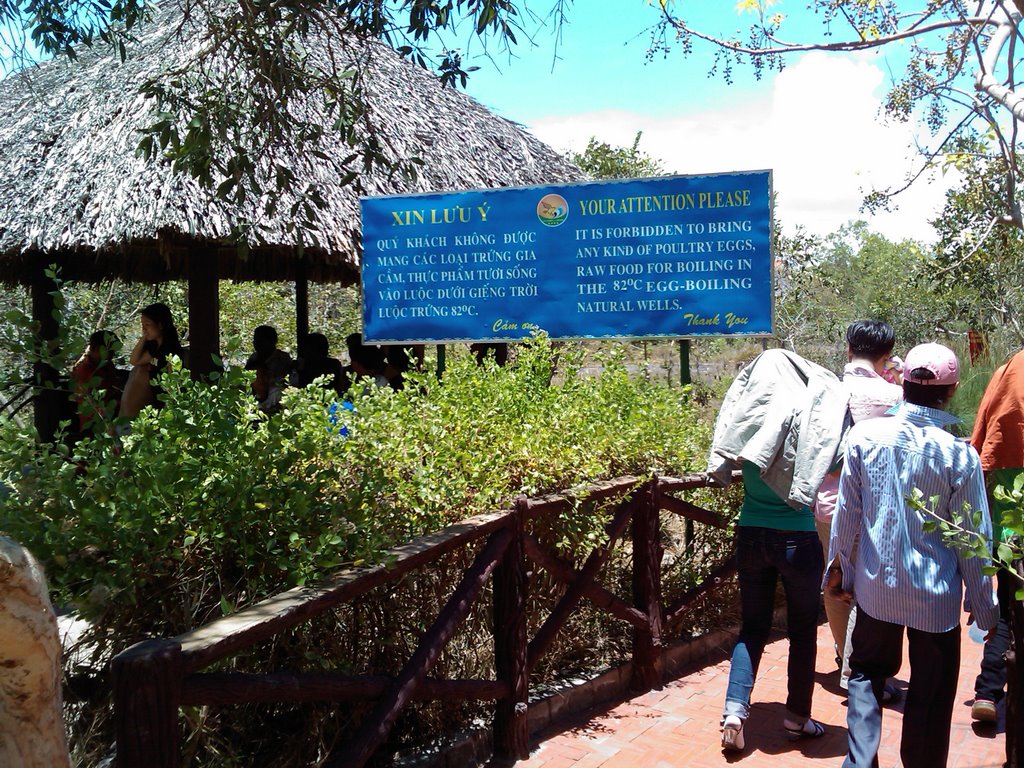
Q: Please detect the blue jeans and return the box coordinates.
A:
[723,526,824,722]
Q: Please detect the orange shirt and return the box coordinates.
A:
[71,357,118,430]
[971,349,1024,471]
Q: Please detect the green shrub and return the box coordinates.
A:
[0,335,727,766]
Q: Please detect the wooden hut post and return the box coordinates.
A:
[492,498,529,759]
[112,639,182,768]
[295,247,309,343]
[31,265,61,443]
[187,245,219,377]
[631,478,663,691]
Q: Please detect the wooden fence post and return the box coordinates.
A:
[493,497,529,759]
[112,639,182,768]
[331,529,512,768]
[631,477,663,691]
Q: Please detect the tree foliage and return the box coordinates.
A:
[773,221,946,366]
[569,131,667,180]
[912,481,1024,601]
[932,145,1024,348]
[651,0,1024,228]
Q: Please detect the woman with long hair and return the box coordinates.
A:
[120,303,184,419]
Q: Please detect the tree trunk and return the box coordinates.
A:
[0,537,70,767]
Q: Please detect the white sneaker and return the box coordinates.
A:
[722,715,745,751]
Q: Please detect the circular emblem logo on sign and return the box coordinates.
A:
[537,193,569,227]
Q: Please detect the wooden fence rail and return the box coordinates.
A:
[111,473,739,767]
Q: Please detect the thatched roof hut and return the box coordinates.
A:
[0,3,583,438]
[0,4,584,285]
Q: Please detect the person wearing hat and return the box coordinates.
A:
[826,342,999,768]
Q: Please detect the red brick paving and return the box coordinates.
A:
[503,616,1007,767]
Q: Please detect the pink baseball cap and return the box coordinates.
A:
[903,343,960,386]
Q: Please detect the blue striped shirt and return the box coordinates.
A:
[829,402,999,633]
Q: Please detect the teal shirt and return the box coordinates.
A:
[739,461,815,531]
[987,467,1023,543]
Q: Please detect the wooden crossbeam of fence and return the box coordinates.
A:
[112,473,741,767]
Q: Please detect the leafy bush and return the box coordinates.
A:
[0,335,727,766]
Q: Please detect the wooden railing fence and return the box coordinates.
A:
[111,473,739,767]
[0,378,35,421]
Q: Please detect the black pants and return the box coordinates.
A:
[974,568,1012,703]
[843,608,960,768]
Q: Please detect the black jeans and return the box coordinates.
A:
[723,526,824,722]
[844,608,960,768]
[974,568,1012,703]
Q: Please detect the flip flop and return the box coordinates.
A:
[784,718,825,739]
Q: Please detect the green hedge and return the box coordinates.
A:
[0,337,728,765]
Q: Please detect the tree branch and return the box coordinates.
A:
[936,213,1012,274]
[659,12,999,57]
[975,9,1024,122]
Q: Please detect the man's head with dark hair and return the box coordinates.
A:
[303,333,330,360]
[350,341,384,374]
[253,325,279,355]
[846,320,896,362]
[342,332,380,373]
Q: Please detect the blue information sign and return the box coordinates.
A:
[360,171,773,343]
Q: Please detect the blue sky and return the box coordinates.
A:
[439,1,950,243]
[444,2,768,121]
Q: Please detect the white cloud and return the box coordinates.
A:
[525,52,952,243]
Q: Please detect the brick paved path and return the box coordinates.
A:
[505,616,1007,767]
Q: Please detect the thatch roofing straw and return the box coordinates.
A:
[0,5,584,284]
